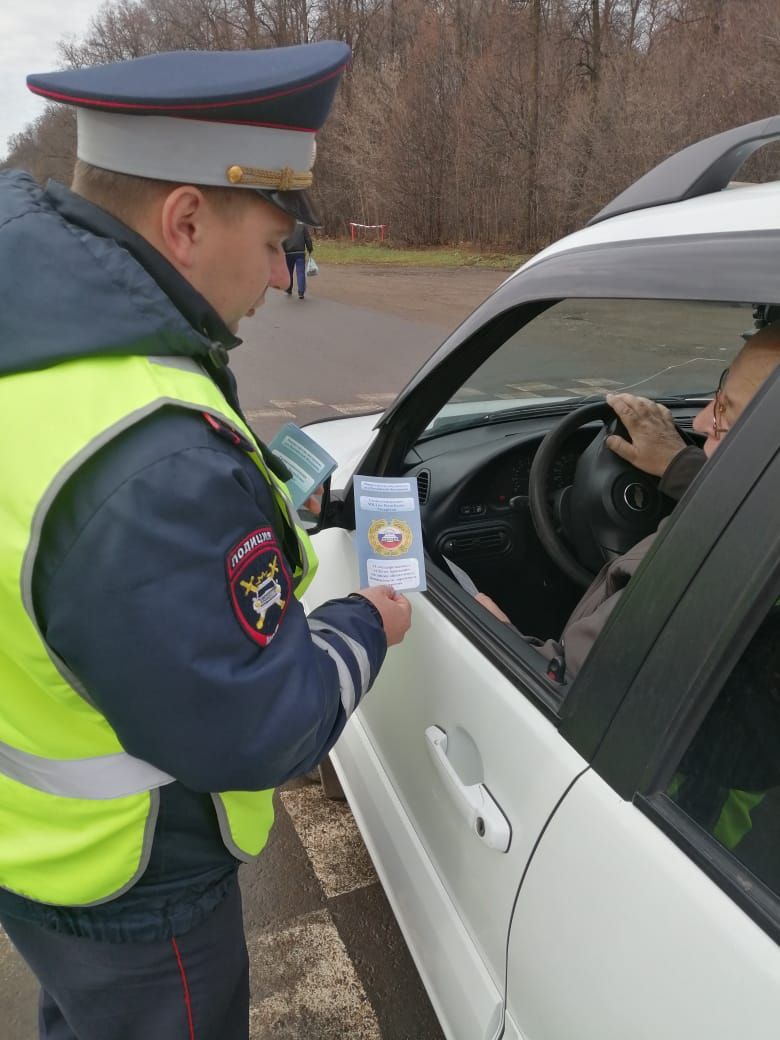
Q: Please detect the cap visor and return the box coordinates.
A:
[254,188,321,228]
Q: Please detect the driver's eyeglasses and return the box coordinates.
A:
[713,367,730,440]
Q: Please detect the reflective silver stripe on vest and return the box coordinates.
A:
[22,392,219,706]
[0,740,175,800]
[310,633,357,716]
[308,619,371,693]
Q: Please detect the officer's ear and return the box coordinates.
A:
[158,185,210,269]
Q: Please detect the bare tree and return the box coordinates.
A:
[5,0,780,248]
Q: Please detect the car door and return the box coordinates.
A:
[303,528,587,1040]
[303,235,780,1039]
[502,376,780,1039]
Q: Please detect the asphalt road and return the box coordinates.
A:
[233,272,749,444]
[230,265,505,439]
[0,265,503,1040]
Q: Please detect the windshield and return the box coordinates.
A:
[425,298,756,436]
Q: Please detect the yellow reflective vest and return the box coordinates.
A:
[0,353,318,906]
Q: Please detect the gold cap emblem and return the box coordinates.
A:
[277,166,294,192]
[224,164,313,190]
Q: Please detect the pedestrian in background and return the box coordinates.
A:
[0,42,411,1040]
[284,219,314,299]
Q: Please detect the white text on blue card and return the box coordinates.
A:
[268,423,338,510]
[354,475,426,592]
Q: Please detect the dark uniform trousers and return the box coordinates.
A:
[0,882,249,1040]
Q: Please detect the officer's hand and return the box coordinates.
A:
[356,585,412,646]
[605,392,686,477]
[302,485,324,516]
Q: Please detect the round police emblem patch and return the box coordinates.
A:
[226,527,291,647]
[368,518,413,557]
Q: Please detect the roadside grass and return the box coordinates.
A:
[313,239,530,270]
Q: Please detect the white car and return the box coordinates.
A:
[302,117,780,1040]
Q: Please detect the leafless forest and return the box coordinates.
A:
[4,0,780,249]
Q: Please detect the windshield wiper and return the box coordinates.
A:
[419,397,592,440]
[652,393,714,405]
[419,391,713,442]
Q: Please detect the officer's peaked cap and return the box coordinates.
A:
[27,43,351,227]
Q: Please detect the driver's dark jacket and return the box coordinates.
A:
[0,172,387,942]
[533,446,706,680]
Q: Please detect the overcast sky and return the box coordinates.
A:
[1,0,104,156]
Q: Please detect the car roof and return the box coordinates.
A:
[518,114,780,274]
[519,179,780,274]
[373,117,780,438]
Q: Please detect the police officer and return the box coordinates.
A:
[0,43,411,1040]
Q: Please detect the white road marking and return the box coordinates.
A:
[248,908,381,1039]
[250,398,393,418]
[281,785,377,898]
[356,393,398,404]
[330,403,382,415]
[507,378,621,396]
[507,382,558,392]
[270,399,324,409]
[245,407,296,420]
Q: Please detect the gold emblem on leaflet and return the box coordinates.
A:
[368,519,413,557]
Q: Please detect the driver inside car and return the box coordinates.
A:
[476,321,780,682]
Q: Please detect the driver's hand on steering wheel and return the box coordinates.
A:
[605,393,687,477]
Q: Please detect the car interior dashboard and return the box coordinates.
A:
[401,406,705,642]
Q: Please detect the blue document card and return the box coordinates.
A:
[268,423,338,510]
[354,475,427,592]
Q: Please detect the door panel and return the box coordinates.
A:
[331,695,503,1040]
[305,527,588,1037]
[505,773,780,1039]
[505,426,780,1037]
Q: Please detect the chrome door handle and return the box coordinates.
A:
[424,726,511,853]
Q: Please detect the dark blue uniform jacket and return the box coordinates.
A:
[0,171,387,941]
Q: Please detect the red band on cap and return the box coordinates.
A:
[26,62,347,118]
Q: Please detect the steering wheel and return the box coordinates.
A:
[528,402,690,587]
